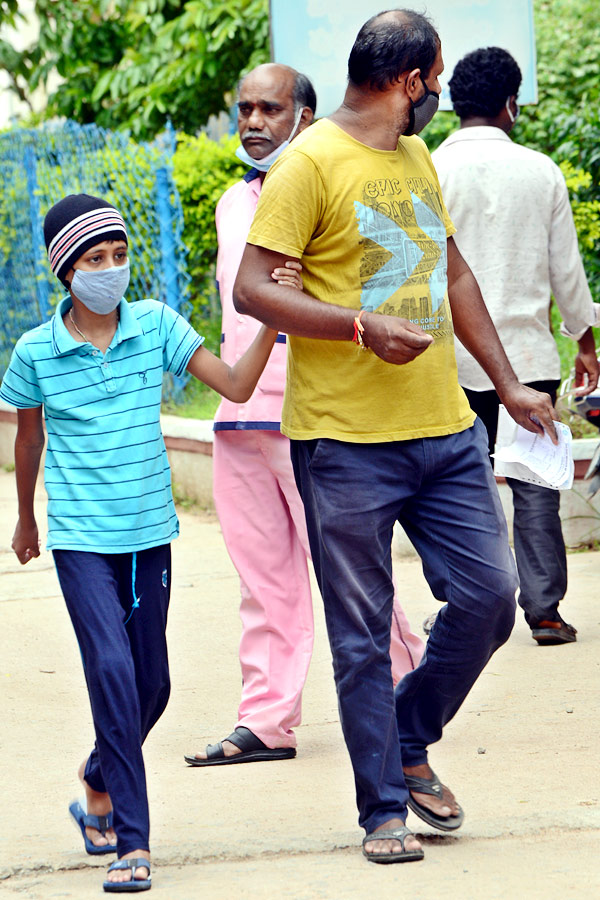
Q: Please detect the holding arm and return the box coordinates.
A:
[185,259,304,401]
[234,244,433,364]
[186,323,278,402]
[12,406,44,564]
[447,237,558,443]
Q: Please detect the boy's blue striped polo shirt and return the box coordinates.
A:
[0,297,203,553]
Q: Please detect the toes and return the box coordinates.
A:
[86,828,108,847]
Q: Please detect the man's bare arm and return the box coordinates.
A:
[234,243,433,365]
[447,237,558,442]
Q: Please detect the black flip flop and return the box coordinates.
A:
[362,825,424,864]
[405,770,464,831]
[184,726,296,766]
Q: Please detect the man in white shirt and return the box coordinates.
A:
[433,46,599,645]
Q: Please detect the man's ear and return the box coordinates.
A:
[404,67,422,99]
[298,106,314,131]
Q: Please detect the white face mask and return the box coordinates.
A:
[70,260,130,314]
[235,106,305,172]
[506,96,520,124]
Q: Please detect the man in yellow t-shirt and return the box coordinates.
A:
[234,9,558,865]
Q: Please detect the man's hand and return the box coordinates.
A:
[12,517,40,565]
[362,313,434,365]
[499,382,559,445]
[574,328,599,395]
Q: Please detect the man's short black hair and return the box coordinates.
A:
[448,47,522,119]
[348,9,440,91]
[293,72,317,114]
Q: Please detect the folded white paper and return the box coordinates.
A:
[492,405,574,490]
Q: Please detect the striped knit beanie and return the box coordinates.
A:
[44,194,128,287]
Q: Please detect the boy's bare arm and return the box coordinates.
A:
[13,406,44,564]
[185,259,304,403]
[186,325,279,403]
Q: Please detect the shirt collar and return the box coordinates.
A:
[441,126,513,148]
[243,167,261,183]
[51,296,142,356]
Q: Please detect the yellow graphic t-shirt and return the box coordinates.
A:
[247,118,475,442]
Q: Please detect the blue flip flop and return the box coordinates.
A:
[69,800,116,855]
[103,858,151,893]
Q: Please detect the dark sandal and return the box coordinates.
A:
[69,800,116,855]
[362,826,424,864]
[531,619,577,644]
[405,770,464,831]
[184,725,296,767]
[103,858,151,893]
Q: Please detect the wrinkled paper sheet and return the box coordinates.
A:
[492,405,574,491]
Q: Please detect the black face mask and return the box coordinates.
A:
[404,75,440,136]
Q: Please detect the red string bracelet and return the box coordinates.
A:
[352,309,367,350]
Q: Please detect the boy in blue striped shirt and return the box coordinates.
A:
[0,193,290,893]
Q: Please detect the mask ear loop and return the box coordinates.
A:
[505,96,518,124]
[287,105,305,143]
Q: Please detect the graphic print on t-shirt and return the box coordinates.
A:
[354,175,451,340]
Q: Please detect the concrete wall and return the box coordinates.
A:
[2,404,599,552]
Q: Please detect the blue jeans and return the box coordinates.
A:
[290,420,517,834]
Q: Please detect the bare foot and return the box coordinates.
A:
[363,818,422,858]
[192,739,241,761]
[78,760,117,849]
[403,763,460,819]
[106,850,150,885]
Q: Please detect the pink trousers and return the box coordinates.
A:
[213,430,424,748]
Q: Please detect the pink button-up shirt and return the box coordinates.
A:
[213,170,287,430]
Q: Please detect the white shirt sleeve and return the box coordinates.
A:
[548,165,597,341]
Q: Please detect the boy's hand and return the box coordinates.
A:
[12,518,40,564]
[270,260,303,291]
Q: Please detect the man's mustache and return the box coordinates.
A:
[244,131,272,141]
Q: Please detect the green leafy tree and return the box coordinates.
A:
[2,0,269,138]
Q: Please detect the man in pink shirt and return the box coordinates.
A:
[186,63,424,766]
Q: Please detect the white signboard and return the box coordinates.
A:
[270,1,537,117]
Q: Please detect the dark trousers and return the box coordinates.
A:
[291,421,517,833]
[53,544,171,857]
[463,381,567,625]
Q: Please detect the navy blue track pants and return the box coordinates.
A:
[53,544,171,857]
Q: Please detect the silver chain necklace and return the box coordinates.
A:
[69,308,89,342]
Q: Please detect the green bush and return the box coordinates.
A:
[173,132,246,352]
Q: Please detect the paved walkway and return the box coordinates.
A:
[0,468,598,899]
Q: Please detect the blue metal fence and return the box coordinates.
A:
[0,120,190,397]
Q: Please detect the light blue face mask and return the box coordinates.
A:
[235,106,304,172]
[70,260,130,314]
